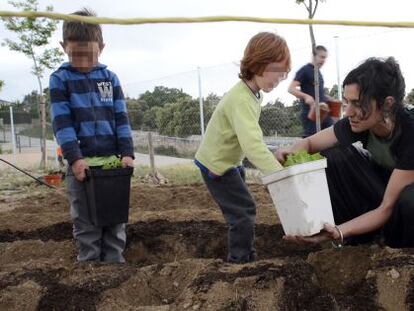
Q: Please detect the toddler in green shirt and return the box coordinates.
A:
[195,32,290,263]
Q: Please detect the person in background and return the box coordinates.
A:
[288,45,342,137]
[56,146,65,168]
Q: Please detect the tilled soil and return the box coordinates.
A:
[1,182,414,310]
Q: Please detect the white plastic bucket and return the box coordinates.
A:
[261,159,335,236]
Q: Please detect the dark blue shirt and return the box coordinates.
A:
[294,63,326,105]
[294,63,332,137]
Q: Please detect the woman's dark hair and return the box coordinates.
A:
[342,57,405,119]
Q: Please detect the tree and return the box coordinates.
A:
[204,93,221,106]
[21,90,39,114]
[156,99,214,137]
[129,88,220,134]
[2,0,63,169]
[295,0,325,132]
[125,97,148,130]
[405,88,414,106]
[259,99,302,137]
[328,84,339,99]
[139,86,192,108]
[0,80,4,93]
[142,106,161,131]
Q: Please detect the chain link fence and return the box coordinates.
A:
[125,62,304,162]
[0,63,305,167]
[0,116,57,162]
[2,26,413,171]
[0,75,304,174]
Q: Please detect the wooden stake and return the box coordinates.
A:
[148,132,156,176]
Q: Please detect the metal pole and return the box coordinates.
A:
[54,138,59,166]
[197,67,205,137]
[39,95,47,169]
[334,36,343,114]
[314,65,321,132]
[9,106,16,155]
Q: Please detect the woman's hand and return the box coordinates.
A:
[283,224,341,246]
[275,148,292,164]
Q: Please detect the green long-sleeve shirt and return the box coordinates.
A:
[195,80,283,175]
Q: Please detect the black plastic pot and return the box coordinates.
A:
[85,167,134,226]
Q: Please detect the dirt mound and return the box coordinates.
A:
[1,182,414,310]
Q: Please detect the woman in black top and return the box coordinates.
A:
[277,57,414,248]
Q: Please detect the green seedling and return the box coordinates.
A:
[283,150,324,167]
[102,158,123,170]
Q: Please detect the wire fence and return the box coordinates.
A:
[3,11,409,167]
[0,115,58,164]
[123,62,305,161]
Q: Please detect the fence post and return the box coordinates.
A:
[197,66,205,137]
[334,35,343,118]
[18,135,21,153]
[9,106,16,155]
[148,132,156,176]
[39,95,47,169]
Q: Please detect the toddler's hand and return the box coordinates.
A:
[72,159,88,181]
[121,156,134,168]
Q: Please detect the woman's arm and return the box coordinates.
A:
[289,169,414,245]
[276,126,338,163]
[339,169,414,238]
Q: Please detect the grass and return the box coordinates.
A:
[132,163,262,185]
[132,163,203,185]
[135,144,196,159]
[0,166,60,205]
[0,162,262,198]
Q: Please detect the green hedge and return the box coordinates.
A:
[0,112,32,124]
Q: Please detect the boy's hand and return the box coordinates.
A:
[72,159,88,181]
[121,156,134,168]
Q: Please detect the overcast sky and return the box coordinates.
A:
[1,0,414,105]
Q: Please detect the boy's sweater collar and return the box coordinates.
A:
[59,62,107,72]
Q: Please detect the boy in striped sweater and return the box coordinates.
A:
[50,8,134,263]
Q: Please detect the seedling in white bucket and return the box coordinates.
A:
[262,151,335,236]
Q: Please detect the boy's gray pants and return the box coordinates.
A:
[66,168,126,263]
[201,167,257,263]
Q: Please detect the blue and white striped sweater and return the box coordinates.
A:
[50,62,134,165]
